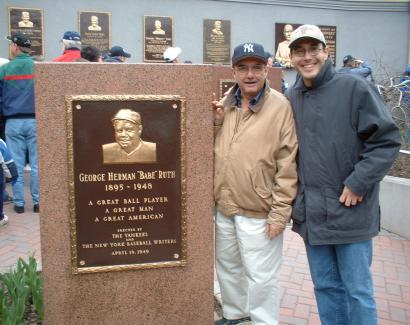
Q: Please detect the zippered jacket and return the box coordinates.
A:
[0,53,35,119]
[214,83,298,229]
[52,49,81,62]
[286,59,401,245]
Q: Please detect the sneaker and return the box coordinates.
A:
[14,205,25,214]
[0,215,9,227]
[215,317,252,325]
[33,204,39,213]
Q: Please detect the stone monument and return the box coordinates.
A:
[35,63,281,324]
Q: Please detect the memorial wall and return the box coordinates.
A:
[1,0,409,73]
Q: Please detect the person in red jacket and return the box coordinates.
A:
[52,31,82,62]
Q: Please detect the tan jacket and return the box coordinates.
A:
[214,84,298,228]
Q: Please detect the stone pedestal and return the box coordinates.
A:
[35,63,281,324]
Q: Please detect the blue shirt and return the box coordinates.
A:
[234,83,266,112]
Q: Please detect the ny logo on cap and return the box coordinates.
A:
[243,43,254,53]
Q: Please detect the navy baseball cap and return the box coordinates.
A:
[109,46,131,58]
[232,43,266,66]
[343,55,355,64]
[62,31,81,41]
[6,32,31,48]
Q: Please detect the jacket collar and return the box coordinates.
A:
[294,58,335,91]
[15,53,32,59]
[225,80,271,113]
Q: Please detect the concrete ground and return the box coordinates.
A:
[1,175,410,324]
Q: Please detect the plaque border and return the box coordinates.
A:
[274,22,337,67]
[8,6,45,58]
[219,79,236,99]
[66,95,187,274]
[143,15,174,63]
[203,18,231,65]
[78,10,112,50]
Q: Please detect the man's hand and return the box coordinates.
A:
[265,223,284,239]
[339,186,363,207]
[212,92,225,121]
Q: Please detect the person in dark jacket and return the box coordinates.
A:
[337,54,372,79]
[286,25,401,325]
[0,32,39,214]
[80,45,102,62]
[103,46,131,63]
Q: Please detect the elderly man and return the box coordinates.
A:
[286,24,401,325]
[212,43,298,325]
[102,109,156,164]
[1,32,39,214]
[52,31,82,62]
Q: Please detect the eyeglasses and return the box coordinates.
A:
[235,64,266,75]
[292,47,323,58]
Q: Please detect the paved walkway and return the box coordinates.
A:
[1,179,410,324]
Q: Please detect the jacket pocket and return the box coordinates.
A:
[325,190,370,230]
[292,193,306,223]
[251,165,273,199]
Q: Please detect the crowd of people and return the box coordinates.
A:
[0,25,407,325]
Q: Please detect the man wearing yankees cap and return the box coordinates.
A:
[212,42,298,325]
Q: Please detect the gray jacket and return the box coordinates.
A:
[286,59,401,245]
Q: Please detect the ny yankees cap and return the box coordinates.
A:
[232,43,267,66]
[288,24,326,48]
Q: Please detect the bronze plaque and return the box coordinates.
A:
[144,15,173,62]
[79,11,111,53]
[203,19,231,65]
[219,79,236,99]
[319,25,337,65]
[8,7,44,58]
[274,23,337,67]
[67,95,187,274]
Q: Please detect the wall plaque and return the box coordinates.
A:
[144,15,173,62]
[219,79,236,99]
[78,11,111,53]
[66,95,187,274]
[274,23,337,67]
[203,19,231,65]
[8,7,44,58]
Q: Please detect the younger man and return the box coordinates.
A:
[286,24,401,324]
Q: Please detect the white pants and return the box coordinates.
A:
[215,211,283,325]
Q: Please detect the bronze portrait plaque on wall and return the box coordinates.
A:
[79,11,111,53]
[274,23,337,67]
[219,79,236,99]
[144,15,173,62]
[66,95,187,274]
[203,19,231,65]
[8,7,44,58]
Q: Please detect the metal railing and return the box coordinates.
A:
[376,77,410,145]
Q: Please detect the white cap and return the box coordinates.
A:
[0,58,9,67]
[289,24,326,48]
[163,47,181,61]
